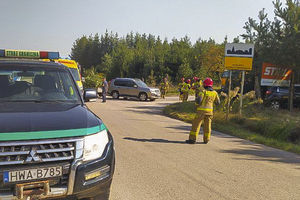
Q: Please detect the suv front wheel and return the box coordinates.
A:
[139,93,148,101]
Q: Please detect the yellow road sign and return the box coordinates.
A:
[224,57,253,71]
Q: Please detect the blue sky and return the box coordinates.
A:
[1,0,279,57]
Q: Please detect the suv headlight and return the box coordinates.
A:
[83,128,109,161]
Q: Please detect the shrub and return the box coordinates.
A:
[230,115,246,125]
[288,126,300,144]
[83,67,104,89]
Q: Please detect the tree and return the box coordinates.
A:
[177,58,193,80]
[272,0,300,111]
[99,53,113,78]
[70,31,229,86]
[241,8,272,99]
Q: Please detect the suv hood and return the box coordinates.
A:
[0,103,101,134]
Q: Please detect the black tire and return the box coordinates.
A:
[111,91,119,99]
[150,98,155,101]
[139,93,148,101]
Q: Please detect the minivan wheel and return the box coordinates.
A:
[139,93,148,101]
[112,91,119,99]
[271,100,280,110]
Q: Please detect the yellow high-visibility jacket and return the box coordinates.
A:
[192,81,204,93]
[181,83,191,93]
[192,81,201,89]
[178,82,184,92]
[196,89,220,115]
[160,82,169,90]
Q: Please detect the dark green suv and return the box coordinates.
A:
[0,60,115,200]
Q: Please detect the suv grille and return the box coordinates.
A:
[0,139,78,166]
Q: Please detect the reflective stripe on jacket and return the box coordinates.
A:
[196,89,220,115]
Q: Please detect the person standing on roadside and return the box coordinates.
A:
[178,77,185,101]
[192,77,203,99]
[182,79,191,102]
[160,77,169,99]
[102,77,108,103]
[186,78,220,144]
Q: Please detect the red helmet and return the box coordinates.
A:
[186,79,191,83]
[203,78,213,87]
[181,77,185,81]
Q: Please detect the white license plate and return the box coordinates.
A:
[3,166,62,183]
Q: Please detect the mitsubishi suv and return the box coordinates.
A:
[108,78,161,101]
[0,59,115,200]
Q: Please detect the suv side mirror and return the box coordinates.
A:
[83,89,98,102]
[133,84,138,88]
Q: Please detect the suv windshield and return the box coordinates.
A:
[0,65,81,103]
[135,79,148,88]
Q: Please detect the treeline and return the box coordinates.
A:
[70,32,225,86]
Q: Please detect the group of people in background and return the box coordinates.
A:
[159,76,204,102]
[178,77,204,102]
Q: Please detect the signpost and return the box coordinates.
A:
[225,43,254,118]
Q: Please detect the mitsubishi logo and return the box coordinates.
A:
[26,147,41,162]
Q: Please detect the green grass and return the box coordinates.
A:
[163,102,300,154]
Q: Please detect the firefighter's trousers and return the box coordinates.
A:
[179,91,183,101]
[182,92,189,102]
[189,111,213,143]
[161,89,166,99]
[195,89,200,100]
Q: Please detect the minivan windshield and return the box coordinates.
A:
[0,65,81,103]
[135,79,148,88]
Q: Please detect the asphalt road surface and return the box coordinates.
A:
[87,97,300,200]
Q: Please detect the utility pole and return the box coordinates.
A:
[226,70,232,120]
[239,71,245,116]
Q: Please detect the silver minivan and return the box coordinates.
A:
[108,78,161,101]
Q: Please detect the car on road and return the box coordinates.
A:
[265,85,300,109]
[0,53,115,200]
[108,78,161,101]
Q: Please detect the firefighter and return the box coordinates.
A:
[182,79,191,102]
[192,77,203,99]
[186,78,220,144]
[160,77,169,99]
[178,77,185,101]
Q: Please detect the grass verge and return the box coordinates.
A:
[163,102,300,154]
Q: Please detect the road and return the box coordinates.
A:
[87,97,300,200]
